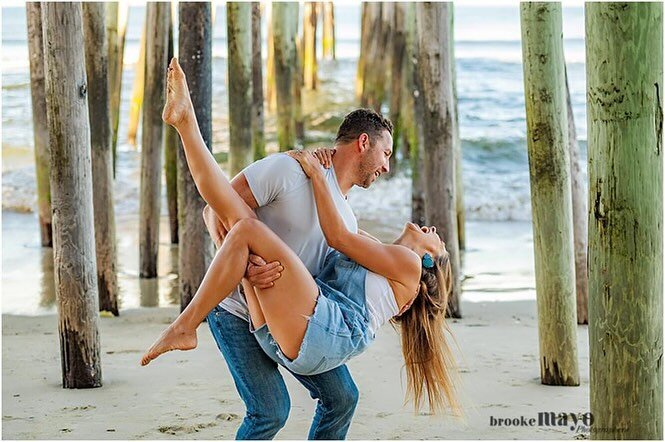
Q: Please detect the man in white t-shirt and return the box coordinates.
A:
[203,109,394,440]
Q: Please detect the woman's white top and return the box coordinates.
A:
[364,271,399,337]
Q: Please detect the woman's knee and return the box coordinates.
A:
[226,218,264,246]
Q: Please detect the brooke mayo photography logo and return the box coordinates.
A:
[489,412,595,434]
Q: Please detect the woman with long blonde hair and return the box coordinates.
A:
[141,57,462,415]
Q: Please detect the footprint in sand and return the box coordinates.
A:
[62,405,96,412]
[158,422,216,435]
[157,414,238,435]
[216,413,239,421]
[106,349,141,355]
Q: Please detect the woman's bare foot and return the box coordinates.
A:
[140,323,198,366]
[162,57,194,129]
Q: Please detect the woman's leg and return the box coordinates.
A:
[163,57,254,230]
[140,218,319,366]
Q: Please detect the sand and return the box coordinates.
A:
[2,299,591,440]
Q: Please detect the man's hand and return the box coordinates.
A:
[245,254,283,289]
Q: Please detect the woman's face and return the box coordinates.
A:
[399,222,445,256]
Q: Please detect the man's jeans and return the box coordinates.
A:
[207,305,359,440]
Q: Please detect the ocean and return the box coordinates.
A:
[2,3,587,314]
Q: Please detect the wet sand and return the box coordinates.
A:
[2,299,590,439]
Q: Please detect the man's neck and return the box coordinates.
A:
[331,148,355,196]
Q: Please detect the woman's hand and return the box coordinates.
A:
[313,147,336,169]
[286,149,324,179]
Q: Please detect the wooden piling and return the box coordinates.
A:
[178,2,214,311]
[303,2,318,90]
[404,2,425,225]
[322,1,335,60]
[586,3,663,438]
[127,15,146,147]
[272,2,299,150]
[82,2,120,315]
[520,2,579,385]
[388,2,406,176]
[251,2,266,160]
[165,9,179,245]
[139,2,169,279]
[42,1,102,388]
[450,5,465,251]
[26,2,52,247]
[564,66,587,325]
[415,2,462,318]
[227,2,253,176]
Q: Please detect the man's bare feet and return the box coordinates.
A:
[162,57,193,129]
[140,323,198,366]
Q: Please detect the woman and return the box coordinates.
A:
[141,57,461,414]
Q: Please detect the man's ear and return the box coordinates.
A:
[358,133,369,152]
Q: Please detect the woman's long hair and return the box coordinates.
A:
[390,249,464,416]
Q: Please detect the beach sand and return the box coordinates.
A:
[2,210,590,439]
[2,298,591,440]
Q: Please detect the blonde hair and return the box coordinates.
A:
[390,249,464,416]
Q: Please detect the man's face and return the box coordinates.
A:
[356,130,393,188]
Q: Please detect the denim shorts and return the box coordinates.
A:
[252,250,375,376]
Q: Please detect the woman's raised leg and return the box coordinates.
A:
[163,57,254,230]
[140,218,320,366]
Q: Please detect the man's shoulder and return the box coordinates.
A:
[242,153,310,204]
[249,152,302,174]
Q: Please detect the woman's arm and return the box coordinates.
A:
[287,151,419,282]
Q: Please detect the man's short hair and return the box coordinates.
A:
[335,108,393,146]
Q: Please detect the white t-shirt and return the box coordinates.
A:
[219,153,358,321]
[364,271,399,338]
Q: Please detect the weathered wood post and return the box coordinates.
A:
[266,2,276,113]
[303,2,318,90]
[356,2,369,101]
[139,2,169,279]
[128,15,146,147]
[322,1,335,60]
[26,2,52,247]
[586,3,663,438]
[388,2,406,177]
[416,2,461,318]
[404,2,425,225]
[165,8,179,244]
[272,2,298,150]
[227,2,253,177]
[178,2,214,310]
[106,2,128,177]
[520,2,579,385]
[450,4,465,252]
[360,2,386,111]
[564,66,587,325]
[294,16,305,144]
[82,2,120,315]
[42,1,102,388]
[251,2,265,161]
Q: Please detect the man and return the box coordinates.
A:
[203,109,393,439]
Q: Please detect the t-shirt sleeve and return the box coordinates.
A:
[242,153,309,207]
